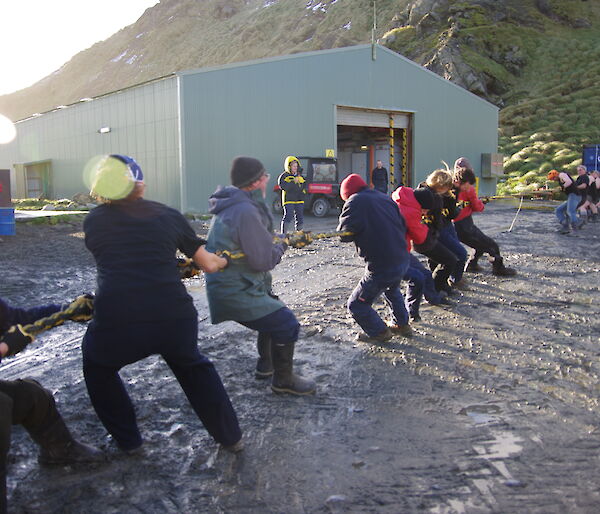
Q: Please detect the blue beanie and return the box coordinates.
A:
[110,154,144,182]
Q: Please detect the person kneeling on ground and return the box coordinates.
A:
[206,157,316,395]
[1,297,104,514]
[83,155,242,454]
[452,158,516,276]
[337,174,412,342]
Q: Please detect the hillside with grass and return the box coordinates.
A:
[381,0,600,194]
[1,0,599,195]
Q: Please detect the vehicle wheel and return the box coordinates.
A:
[311,197,330,217]
[272,196,282,214]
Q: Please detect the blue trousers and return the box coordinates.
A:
[555,193,582,228]
[240,307,300,345]
[404,254,443,317]
[281,203,304,233]
[348,270,408,336]
[82,318,241,451]
[438,224,467,283]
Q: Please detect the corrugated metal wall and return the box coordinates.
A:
[0,77,181,207]
[179,45,498,212]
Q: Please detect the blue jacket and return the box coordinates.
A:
[0,298,62,364]
[205,187,287,323]
[337,187,409,276]
[0,298,62,337]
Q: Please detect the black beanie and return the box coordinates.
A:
[413,188,434,210]
[230,157,266,188]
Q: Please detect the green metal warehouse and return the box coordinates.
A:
[0,44,500,213]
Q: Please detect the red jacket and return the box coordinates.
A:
[391,186,429,250]
[453,186,485,222]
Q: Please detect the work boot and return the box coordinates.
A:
[465,258,482,272]
[255,332,273,379]
[356,327,393,342]
[220,438,244,454]
[29,414,105,466]
[491,257,516,277]
[387,323,414,337]
[270,342,316,395]
[450,278,469,291]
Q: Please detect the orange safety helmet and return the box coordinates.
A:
[547,169,560,181]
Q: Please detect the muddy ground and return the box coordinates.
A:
[1,202,599,513]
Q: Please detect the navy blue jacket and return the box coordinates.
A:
[337,187,409,275]
[0,298,62,364]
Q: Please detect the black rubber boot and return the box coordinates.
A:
[271,342,316,396]
[27,399,105,466]
[255,332,273,379]
[491,257,516,277]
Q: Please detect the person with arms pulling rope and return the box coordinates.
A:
[82,155,242,454]
[206,157,316,396]
[1,296,103,514]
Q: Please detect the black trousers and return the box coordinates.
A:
[82,318,241,451]
[419,242,458,293]
[454,216,500,261]
[0,379,54,514]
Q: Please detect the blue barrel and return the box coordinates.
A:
[582,145,600,172]
[0,207,15,236]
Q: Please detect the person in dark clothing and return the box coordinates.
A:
[574,166,591,224]
[452,158,516,276]
[206,156,316,396]
[423,170,468,289]
[337,174,412,341]
[393,185,458,294]
[371,160,389,194]
[1,297,104,514]
[278,155,306,234]
[82,154,242,454]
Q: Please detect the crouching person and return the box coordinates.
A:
[452,158,516,276]
[337,174,411,342]
[206,157,316,396]
[83,155,242,453]
[1,297,103,514]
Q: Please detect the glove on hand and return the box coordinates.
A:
[2,324,34,356]
[219,250,233,269]
[177,257,200,279]
[287,231,313,249]
[65,294,95,322]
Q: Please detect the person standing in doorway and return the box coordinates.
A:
[278,156,306,234]
[371,160,389,194]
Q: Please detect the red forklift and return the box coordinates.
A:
[272,156,343,217]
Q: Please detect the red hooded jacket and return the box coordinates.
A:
[391,186,429,250]
[453,186,485,222]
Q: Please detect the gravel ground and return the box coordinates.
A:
[1,202,600,513]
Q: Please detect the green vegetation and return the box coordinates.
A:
[12,198,90,211]
[380,0,600,196]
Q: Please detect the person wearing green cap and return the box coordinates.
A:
[82,155,242,454]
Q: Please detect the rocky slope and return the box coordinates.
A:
[1,0,599,193]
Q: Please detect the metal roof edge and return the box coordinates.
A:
[16,73,177,123]
[376,45,498,111]
[177,45,374,78]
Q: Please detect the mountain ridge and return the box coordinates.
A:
[2,0,599,193]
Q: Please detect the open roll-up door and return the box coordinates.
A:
[336,107,409,128]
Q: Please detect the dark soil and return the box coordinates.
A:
[1,203,600,513]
